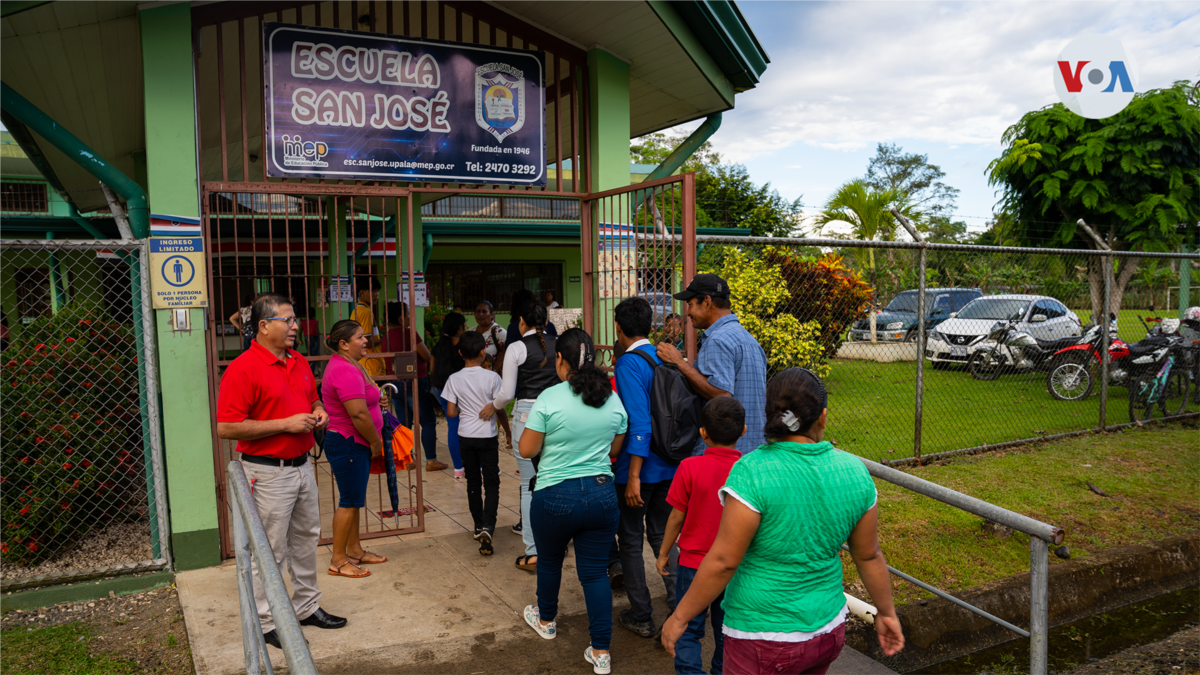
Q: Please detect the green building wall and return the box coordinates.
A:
[140,3,220,571]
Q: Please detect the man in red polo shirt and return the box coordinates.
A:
[217,293,346,649]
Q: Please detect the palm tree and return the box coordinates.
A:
[814,179,921,288]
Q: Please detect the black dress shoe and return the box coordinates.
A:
[299,607,347,629]
[263,630,282,649]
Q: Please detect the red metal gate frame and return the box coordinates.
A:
[581,173,697,365]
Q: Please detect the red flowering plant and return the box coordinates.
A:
[1,300,144,565]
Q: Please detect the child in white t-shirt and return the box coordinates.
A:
[442,331,504,555]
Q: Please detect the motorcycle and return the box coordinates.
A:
[1045,315,1192,411]
[1045,316,1123,401]
[966,320,1085,381]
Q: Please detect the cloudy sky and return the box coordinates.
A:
[674,1,1200,233]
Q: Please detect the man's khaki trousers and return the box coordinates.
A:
[242,459,322,632]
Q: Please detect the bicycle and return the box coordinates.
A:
[1128,341,1192,423]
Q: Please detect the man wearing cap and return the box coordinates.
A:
[217,293,347,650]
[656,273,768,454]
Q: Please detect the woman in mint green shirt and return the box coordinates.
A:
[661,368,905,675]
[518,328,627,675]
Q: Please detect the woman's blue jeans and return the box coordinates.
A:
[530,475,620,650]
[392,376,437,462]
[434,389,463,470]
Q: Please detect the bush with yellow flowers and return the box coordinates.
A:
[715,248,829,378]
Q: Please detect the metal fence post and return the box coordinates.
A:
[1100,253,1112,431]
[1029,537,1049,675]
[138,245,172,569]
[914,244,927,461]
[891,208,926,461]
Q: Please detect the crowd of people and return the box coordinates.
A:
[215,273,905,675]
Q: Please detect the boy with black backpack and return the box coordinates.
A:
[612,297,680,638]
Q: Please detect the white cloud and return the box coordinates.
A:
[712,1,1200,163]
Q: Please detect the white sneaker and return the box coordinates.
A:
[523,605,556,640]
[584,646,611,674]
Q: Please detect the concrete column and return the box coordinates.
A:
[587,49,631,193]
[586,49,631,342]
[140,3,220,570]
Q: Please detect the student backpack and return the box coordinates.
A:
[628,348,704,465]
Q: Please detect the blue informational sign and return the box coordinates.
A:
[263,22,546,186]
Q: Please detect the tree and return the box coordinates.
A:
[987,80,1199,320]
[630,130,722,174]
[864,143,961,220]
[863,142,968,243]
[696,165,803,237]
[630,132,803,237]
[813,179,921,287]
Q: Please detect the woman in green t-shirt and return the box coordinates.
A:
[517,328,628,675]
[661,368,905,675]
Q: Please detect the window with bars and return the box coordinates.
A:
[421,196,579,220]
[426,262,562,313]
[1,180,49,213]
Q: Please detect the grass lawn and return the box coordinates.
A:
[840,423,1200,606]
[824,354,1199,461]
[0,623,142,675]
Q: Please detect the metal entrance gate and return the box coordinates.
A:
[203,191,431,556]
[582,174,699,365]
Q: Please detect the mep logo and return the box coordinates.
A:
[280,134,329,168]
[1053,35,1139,119]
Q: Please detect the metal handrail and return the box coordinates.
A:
[227,461,318,675]
[859,457,1062,675]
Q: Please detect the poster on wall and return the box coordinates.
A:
[263,22,546,186]
[597,224,637,300]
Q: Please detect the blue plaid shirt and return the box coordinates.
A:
[694,314,768,454]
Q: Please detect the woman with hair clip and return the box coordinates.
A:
[661,368,904,674]
[429,312,467,476]
[516,328,627,675]
[482,301,558,572]
[320,320,389,578]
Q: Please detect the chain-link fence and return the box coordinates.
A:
[695,235,1200,464]
[1,239,169,590]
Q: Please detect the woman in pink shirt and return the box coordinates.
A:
[321,320,389,578]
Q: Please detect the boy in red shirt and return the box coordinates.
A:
[657,397,745,675]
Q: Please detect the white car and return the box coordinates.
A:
[925,294,1081,367]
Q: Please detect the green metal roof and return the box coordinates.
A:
[670,1,769,91]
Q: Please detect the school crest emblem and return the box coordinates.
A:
[475,63,525,143]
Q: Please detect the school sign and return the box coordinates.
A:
[263,23,546,186]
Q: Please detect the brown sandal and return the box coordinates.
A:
[515,554,537,571]
[349,550,388,565]
[328,560,370,578]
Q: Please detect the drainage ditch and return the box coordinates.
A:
[913,585,1199,674]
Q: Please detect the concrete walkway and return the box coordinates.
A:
[177,421,895,674]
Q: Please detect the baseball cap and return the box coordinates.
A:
[673,273,730,301]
